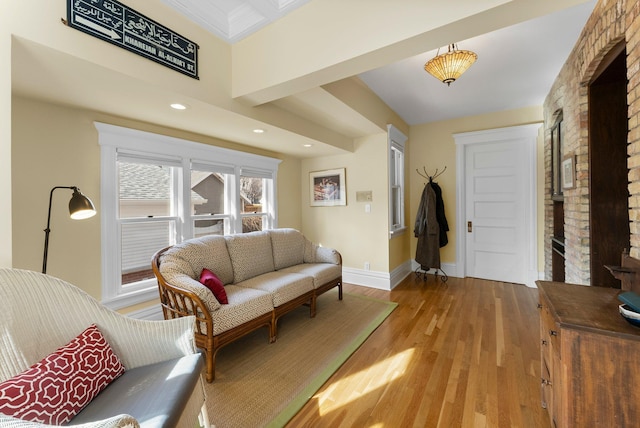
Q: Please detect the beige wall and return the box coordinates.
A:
[408,106,544,268]
[0,6,12,267]
[11,96,302,302]
[3,0,572,294]
[301,133,390,272]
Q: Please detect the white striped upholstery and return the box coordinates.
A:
[0,414,138,428]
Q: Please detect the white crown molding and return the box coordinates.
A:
[161,0,311,43]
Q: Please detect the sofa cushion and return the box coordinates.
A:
[161,235,234,285]
[71,354,203,428]
[200,268,228,304]
[235,271,314,307]
[225,231,275,283]
[269,228,305,270]
[210,285,274,335]
[279,263,342,289]
[304,239,341,264]
[0,324,124,425]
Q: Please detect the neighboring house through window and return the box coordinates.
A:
[97,123,280,310]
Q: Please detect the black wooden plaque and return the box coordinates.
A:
[68,0,199,79]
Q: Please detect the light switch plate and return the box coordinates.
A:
[356,191,372,202]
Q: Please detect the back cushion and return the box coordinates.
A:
[225,231,275,283]
[269,228,305,270]
[161,235,234,285]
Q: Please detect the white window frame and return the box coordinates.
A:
[96,122,281,310]
[388,124,407,238]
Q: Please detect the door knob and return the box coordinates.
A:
[467,221,472,232]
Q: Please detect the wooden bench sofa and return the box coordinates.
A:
[152,228,342,382]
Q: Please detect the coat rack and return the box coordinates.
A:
[415,165,448,283]
[416,165,447,182]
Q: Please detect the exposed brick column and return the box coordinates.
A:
[543,0,629,284]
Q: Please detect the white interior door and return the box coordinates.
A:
[455,124,539,286]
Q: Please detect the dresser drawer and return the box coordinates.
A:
[539,295,561,351]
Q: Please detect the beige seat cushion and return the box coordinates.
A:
[235,272,313,307]
[279,263,342,289]
[210,285,273,335]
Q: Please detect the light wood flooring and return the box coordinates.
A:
[286,274,550,428]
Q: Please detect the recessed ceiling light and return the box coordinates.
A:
[253,128,265,134]
[303,144,313,147]
[170,103,188,110]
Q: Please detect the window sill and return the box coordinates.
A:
[389,226,407,239]
[102,287,158,311]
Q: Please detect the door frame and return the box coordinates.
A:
[454,123,541,287]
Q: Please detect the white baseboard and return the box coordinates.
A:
[342,260,455,290]
[342,267,394,290]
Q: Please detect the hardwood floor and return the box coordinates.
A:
[286,274,550,428]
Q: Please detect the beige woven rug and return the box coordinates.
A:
[204,288,397,428]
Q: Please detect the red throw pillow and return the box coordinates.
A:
[199,268,229,304]
[0,324,125,425]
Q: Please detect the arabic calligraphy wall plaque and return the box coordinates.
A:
[67,0,199,79]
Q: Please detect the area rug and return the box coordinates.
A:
[203,288,397,428]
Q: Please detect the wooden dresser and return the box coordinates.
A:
[537,281,640,427]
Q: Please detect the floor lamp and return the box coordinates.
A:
[42,186,96,274]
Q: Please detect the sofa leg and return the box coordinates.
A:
[310,295,317,318]
[205,348,216,383]
[269,318,277,343]
[338,281,343,300]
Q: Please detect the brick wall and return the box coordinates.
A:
[543,0,638,284]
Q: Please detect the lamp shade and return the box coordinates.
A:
[69,188,96,220]
[424,44,477,86]
[43,186,96,274]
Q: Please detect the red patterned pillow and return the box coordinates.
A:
[199,268,229,304]
[0,324,125,425]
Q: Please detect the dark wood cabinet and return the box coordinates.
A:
[537,281,640,427]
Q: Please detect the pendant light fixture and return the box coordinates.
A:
[424,43,477,86]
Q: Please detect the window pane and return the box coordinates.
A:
[242,215,264,232]
[391,187,400,226]
[240,176,264,214]
[191,170,227,215]
[121,220,174,285]
[119,161,173,218]
[390,149,398,185]
[194,218,225,237]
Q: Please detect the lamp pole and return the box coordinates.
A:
[42,186,95,274]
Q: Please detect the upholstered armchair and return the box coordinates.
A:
[0,268,209,428]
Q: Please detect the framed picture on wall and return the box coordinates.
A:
[310,168,346,206]
[562,154,575,190]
